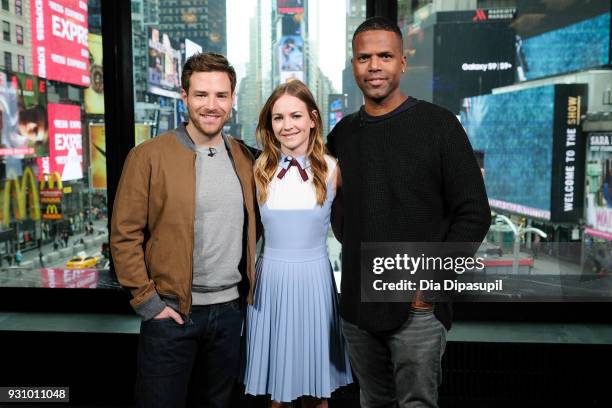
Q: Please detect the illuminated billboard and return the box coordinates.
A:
[328,94,345,132]
[30,0,90,87]
[282,14,301,36]
[47,103,83,181]
[434,18,515,114]
[279,35,304,72]
[84,33,104,114]
[1,166,41,225]
[148,28,181,98]
[278,0,304,15]
[0,72,48,158]
[514,0,611,81]
[461,84,587,222]
[585,133,612,240]
[40,268,99,288]
[401,11,515,114]
[89,123,106,189]
[278,34,303,85]
[517,12,610,81]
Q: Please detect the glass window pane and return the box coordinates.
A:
[14,0,22,16]
[0,0,111,289]
[131,0,352,284]
[397,0,612,279]
[2,21,10,42]
[3,51,11,71]
[15,24,22,45]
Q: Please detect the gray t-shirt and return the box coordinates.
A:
[192,140,244,305]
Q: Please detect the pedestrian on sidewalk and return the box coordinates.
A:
[532,234,541,259]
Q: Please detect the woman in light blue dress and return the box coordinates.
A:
[243,80,352,407]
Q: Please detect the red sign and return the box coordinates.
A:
[473,9,488,21]
[40,268,99,288]
[277,0,304,14]
[36,157,50,180]
[48,104,83,181]
[40,188,62,204]
[30,0,90,87]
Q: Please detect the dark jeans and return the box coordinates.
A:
[342,309,447,408]
[135,299,242,408]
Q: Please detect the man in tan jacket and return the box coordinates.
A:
[111,53,258,408]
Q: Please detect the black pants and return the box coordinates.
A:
[135,299,242,408]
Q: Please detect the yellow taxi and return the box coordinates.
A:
[66,256,99,269]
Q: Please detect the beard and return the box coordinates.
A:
[358,77,401,104]
[360,84,392,103]
[187,108,228,139]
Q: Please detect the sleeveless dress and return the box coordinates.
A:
[243,154,353,403]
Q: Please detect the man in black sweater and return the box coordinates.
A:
[327,17,491,407]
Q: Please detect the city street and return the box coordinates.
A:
[8,219,109,270]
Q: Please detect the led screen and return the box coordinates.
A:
[30,0,90,87]
[461,84,587,222]
[519,12,611,81]
[147,28,181,99]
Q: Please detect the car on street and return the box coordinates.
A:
[66,255,99,269]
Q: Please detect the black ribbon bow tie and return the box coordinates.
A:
[277,156,309,181]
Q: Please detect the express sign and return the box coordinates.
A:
[48,104,83,181]
[30,0,90,87]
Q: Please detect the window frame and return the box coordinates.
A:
[2,20,10,42]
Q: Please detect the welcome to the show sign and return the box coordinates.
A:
[551,84,587,222]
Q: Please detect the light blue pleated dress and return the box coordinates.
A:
[243,154,353,403]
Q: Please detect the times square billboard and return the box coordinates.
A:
[147,28,182,99]
[514,0,611,81]
[401,10,516,115]
[461,84,587,223]
[0,77,83,184]
[0,73,48,160]
[277,0,304,15]
[401,1,611,115]
[30,0,90,87]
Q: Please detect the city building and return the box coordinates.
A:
[158,0,227,55]
[342,0,366,114]
[0,0,32,74]
[236,0,273,146]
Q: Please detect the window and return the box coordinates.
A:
[4,51,11,71]
[17,53,24,72]
[133,0,350,279]
[15,24,23,45]
[2,21,10,42]
[397,0,612,298]
[1,0,9,11]
[0,2,111,290]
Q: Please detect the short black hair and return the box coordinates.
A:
[352,16,403,44]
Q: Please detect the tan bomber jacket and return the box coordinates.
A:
[110,125,258,319]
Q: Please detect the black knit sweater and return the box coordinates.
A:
[327,98,491,332]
